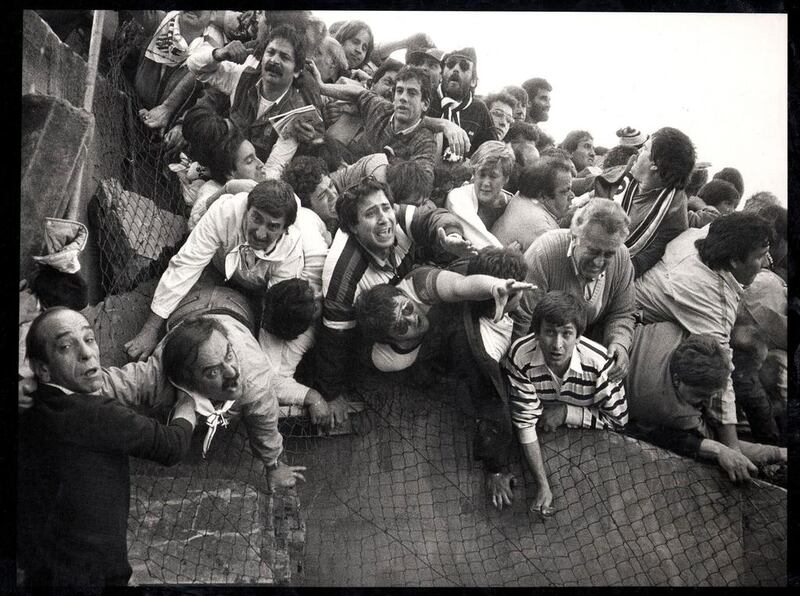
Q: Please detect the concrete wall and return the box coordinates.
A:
[21,9,103,302]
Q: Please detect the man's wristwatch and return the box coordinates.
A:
[266,459,282,472]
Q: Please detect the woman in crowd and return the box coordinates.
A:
[445,141,516,249]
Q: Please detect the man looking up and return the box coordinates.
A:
[521,77,552,124]
[503,291,628,515]
[616,127,695,278]
[428,47,496,156]
[18,308,197,587]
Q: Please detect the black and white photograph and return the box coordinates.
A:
[15,6,791,588]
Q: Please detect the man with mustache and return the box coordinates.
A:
[186,24,323,161]
[427,47,496,157]
[521,77,552,125]
[124,180,328,362]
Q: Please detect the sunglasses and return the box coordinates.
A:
[445,58,472,71]
[489,109,513,125]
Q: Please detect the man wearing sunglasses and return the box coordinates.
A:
[427,47,496,157]
[485,91,517,141]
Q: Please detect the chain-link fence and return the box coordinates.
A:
[77,17,787,588]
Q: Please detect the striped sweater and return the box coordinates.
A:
[503,333,628,444]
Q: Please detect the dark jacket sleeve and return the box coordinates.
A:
[466,102,498,156]
[626,421,703,458]
[314,321,358,402]
[406,206,464,252]
[51,395,193,466]
[631,191,689,278]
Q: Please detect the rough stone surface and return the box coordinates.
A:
[20,93,93,279]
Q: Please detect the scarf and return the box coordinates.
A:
[616,179,677,257]
[438,85,474,128]
[171,381,235,459]
[145,11,203,67]
[224,242,277,284]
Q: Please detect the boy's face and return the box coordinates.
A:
[537,320,579,372]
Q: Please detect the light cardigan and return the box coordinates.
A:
[150,192,328,319]
[518,229,636,351]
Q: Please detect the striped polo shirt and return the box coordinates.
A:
[503,333,628,444]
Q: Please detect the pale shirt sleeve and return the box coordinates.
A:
[188,180,224,231]
[294,207,330,294]
[263,136,299,180]
[223,316,283,466]
[150,199,230,319]
[185,41,247,99]
[99,344,174,409]
[257,327,315,406]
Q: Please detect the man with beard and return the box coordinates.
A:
[186,24,323,161]
[428,47,496,157]
[405,45,445,91]
[521,77,552,125]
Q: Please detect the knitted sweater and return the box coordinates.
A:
[518,229,636,351]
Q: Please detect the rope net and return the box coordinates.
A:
[79,21,786,588]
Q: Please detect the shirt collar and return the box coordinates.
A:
[256,78,291,106]
[361,242,398,271]
[43,382,76,395]
[391,114,423,135]
[719,268,745,296]
[530,338,583,378]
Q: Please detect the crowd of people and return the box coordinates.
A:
[19,10,789,587]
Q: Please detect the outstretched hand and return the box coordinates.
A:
[530,483,555,517]
[268,461,307,488]
[490,279,536,322]
[487,472,516,510]
[437,227,476,258]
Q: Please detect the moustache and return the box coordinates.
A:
[222,373,240,390]
[265,64,283,76]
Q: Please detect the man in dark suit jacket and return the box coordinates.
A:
[17,307,197,588]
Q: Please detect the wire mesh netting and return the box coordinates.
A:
[284,371,787,587]
[89,18,188,297]
[78,18,787,588]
